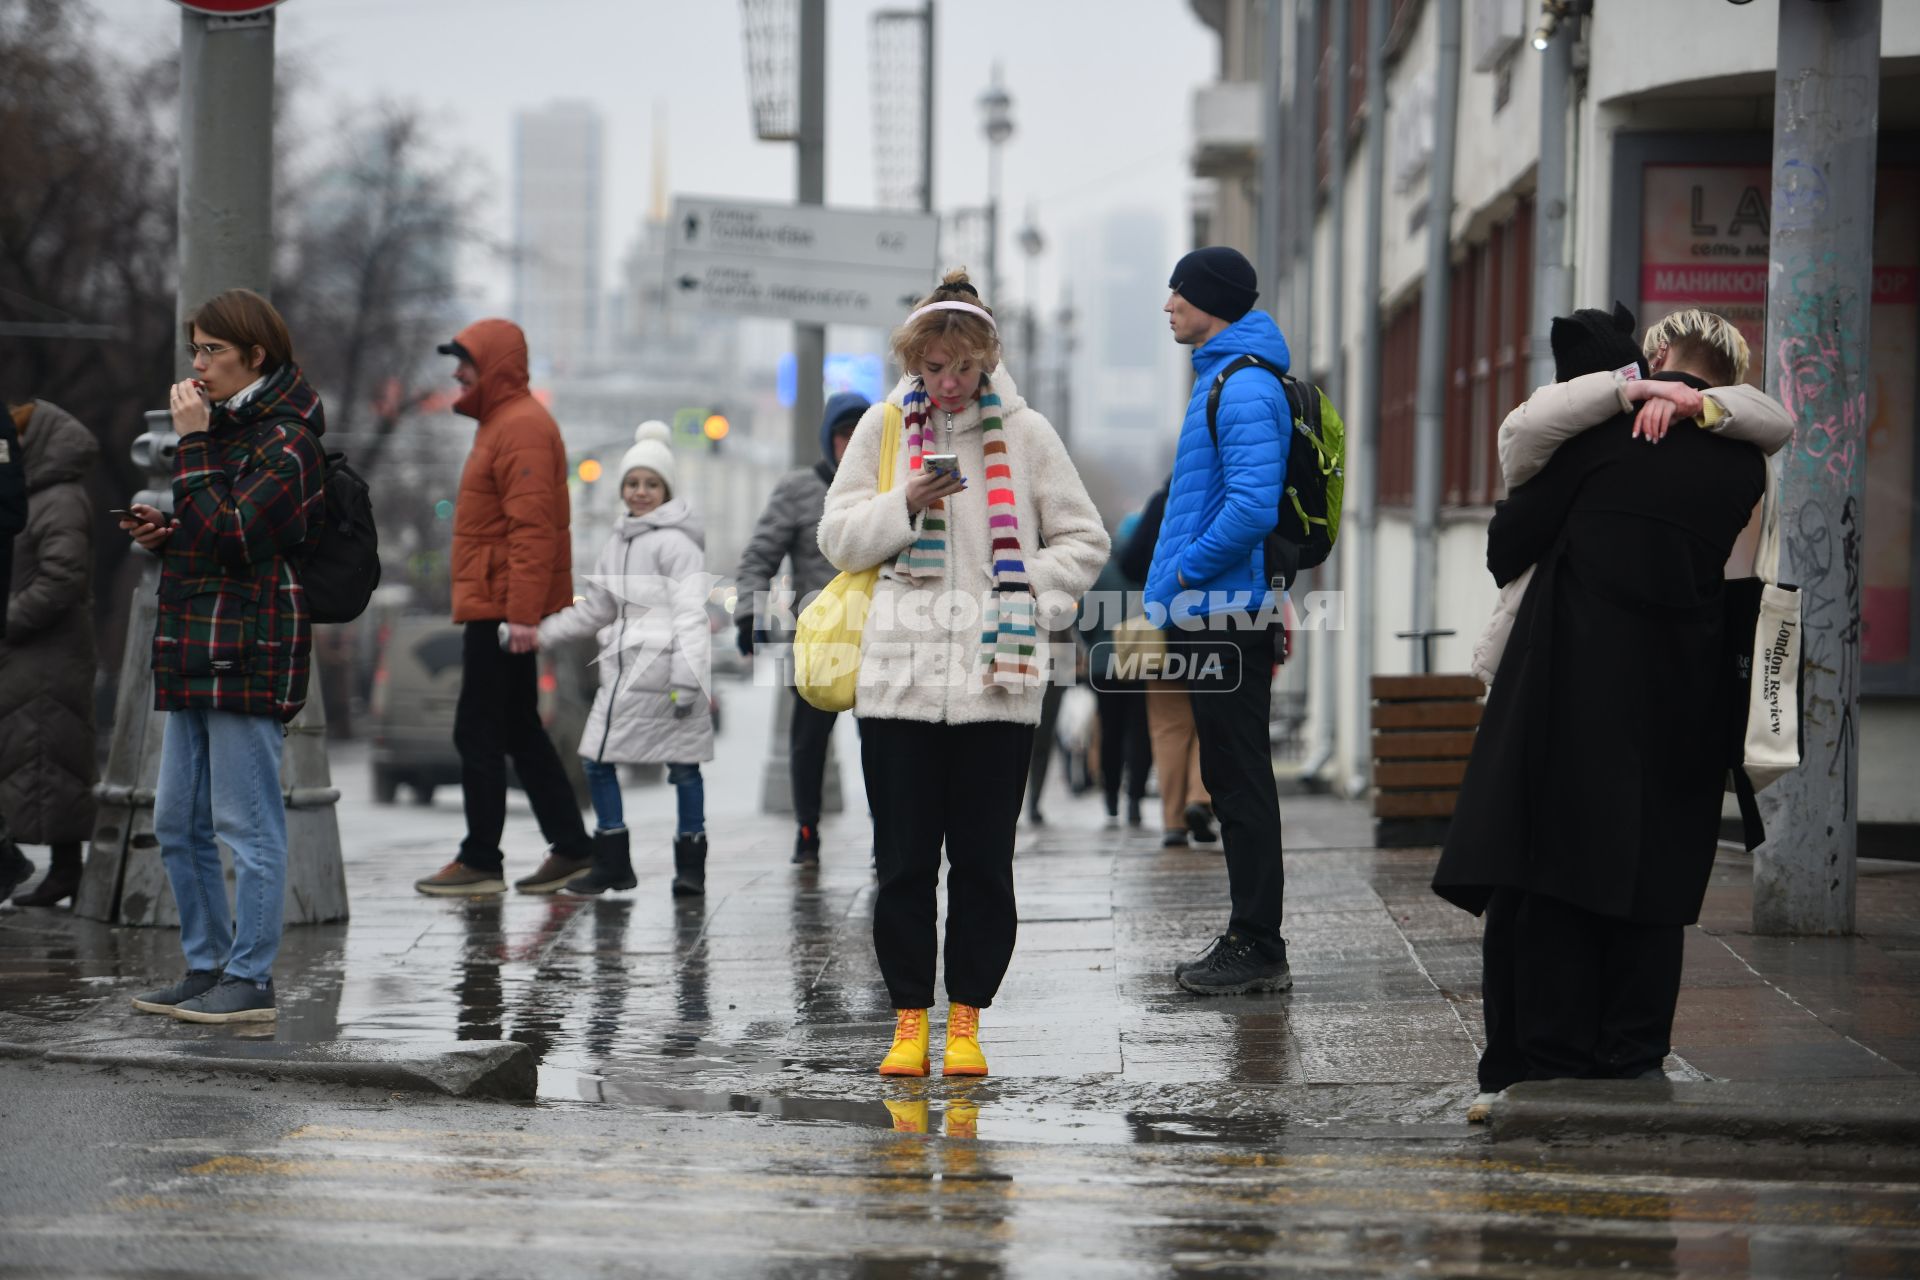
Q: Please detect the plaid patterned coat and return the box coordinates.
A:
[150,363,327,723]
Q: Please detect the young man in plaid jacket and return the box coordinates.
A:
[119,289,327,1025]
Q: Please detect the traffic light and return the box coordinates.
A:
[577,458,603,483]
[702,413,729,442]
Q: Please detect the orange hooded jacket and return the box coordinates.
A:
[445,319,573,625]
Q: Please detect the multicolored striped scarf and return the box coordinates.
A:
[891,379,1039,691]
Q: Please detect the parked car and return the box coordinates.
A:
[367,616,594,807]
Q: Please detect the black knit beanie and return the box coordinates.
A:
[1550,301,1646,382]
[1169,247,1259,323]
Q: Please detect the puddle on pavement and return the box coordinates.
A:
[536,1066,1294,1146]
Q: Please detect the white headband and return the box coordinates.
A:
[906,299,997,330]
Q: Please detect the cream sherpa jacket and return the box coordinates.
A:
[1471,373,1795,685]
[817,368,1108,726]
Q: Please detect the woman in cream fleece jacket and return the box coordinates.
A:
[817,270,1107,1080]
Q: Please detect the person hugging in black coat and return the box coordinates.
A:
[1433,306,1766,1115]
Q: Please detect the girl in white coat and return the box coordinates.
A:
[818,269,1108,1078]
[537,422,714,897]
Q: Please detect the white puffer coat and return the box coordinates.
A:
[1472,373,1795,685]
[817,368,1108,726]
[538,500,714,764]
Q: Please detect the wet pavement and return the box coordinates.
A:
[4,678,1920,1273]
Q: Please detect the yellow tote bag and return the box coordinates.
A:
[793,403,901,712]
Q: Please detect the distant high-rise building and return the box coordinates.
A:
[511,101,604,374]
[1071,207,1178,452]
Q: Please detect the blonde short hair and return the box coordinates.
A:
[1640,308,1749,385]
[889,268,1000,375]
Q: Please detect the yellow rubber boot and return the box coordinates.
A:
[942,1003,988,1077]
[878,1007,931,1076]
[884,1099,929,1133]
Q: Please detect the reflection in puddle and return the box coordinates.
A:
[539,1072,1289,1147]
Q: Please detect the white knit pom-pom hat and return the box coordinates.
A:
[619,420,677,495]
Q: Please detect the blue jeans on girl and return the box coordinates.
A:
[581,758,705,836]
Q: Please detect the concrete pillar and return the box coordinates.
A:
[1754,0,1881,936]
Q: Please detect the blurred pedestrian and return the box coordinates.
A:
[1435,306,1771,1115]
[736,390,869,865]
[0,404,30,903]
[120,289,326,1023]
[819,268,1108,1078]
[1149,247,1293,997]
[1077,512,1151,829]
[413,319,593,898]
[535,421,714,897]
[2,400,100,908]
[1122,477,1216,849]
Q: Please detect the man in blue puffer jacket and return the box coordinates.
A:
[1147,245,1294,998]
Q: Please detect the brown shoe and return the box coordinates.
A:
[513,850,594,894]
[414,861,507,897]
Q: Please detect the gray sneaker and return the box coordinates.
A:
[169,976,276,1024]
[130,969,224,1015]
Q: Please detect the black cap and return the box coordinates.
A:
[1550,301,1645,382]
[437,340,472,362]
[1168,246,1259,323]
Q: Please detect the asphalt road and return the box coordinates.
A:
[4,1055,1919,1278]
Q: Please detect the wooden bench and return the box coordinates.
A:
[1371,673,1484,848]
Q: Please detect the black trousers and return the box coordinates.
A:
[789,689,840,829]
[453,621,589,872]
[862,716,1034,1009]
[1181,615,1286,955]
[1095,683,1151,814]
[1478,887,1685,1090]
[1024,680,1066,815]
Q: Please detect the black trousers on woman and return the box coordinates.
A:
[1478,886,1685,1090]
[861,717,1035,1010]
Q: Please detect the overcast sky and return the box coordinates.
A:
[92,0,1216,316]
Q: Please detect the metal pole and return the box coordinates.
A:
[986,145,1001,310]
[1260,0,1286,306]
[1529,4,1574,390]
[1409,0,1461,639]
[1345,0,1389,796]
[1755,0,1880,936]
[1291,0,1317,377]
[920,1,935,214]
[176,7,275,367]
[793,0,827,467]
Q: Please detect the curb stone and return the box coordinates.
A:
[1489,1078,1920,1151]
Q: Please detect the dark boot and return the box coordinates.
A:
[671,832,707,897]
[0,839,34,903]
[792,823,820,866]
[561,829,636,896]
[14,842,81,908]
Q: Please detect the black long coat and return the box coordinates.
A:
[1433,395,1765,927]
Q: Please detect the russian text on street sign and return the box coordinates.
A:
[667,196,939,330]
[171,1,287,13]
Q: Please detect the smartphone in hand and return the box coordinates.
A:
[922,453,960,480]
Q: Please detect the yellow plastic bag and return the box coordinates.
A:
[793,403,900,712]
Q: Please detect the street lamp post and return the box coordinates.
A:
[978,66,1013,306]
[1017,211,1044,399]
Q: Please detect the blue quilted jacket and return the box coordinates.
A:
[1145,310,1292,624]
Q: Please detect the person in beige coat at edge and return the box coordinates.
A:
[818,268,1108,1080]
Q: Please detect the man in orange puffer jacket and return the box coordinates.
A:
[414,318,594,898]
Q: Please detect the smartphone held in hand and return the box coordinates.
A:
[922,453,960,480]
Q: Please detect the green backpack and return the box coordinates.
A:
[1204,353,1346,590]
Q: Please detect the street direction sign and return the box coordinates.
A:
[667,196,938,330]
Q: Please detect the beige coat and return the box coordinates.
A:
[817,368,1108,726]
[1472,373,1795,685]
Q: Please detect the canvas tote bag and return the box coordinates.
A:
[1725,460,1804,848]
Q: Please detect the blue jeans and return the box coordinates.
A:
[580,759,704,835]
[153,709,288,984]
[582,758,624,831]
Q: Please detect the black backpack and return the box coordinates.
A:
[294,440,381,624]
[1204,353,1347,591]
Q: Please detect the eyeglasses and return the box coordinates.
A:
[185,341,234,359]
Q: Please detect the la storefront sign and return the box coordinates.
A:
[170,1,287,14]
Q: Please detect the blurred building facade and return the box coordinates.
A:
[511,100,605,376]
[1187,0,1920,837]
